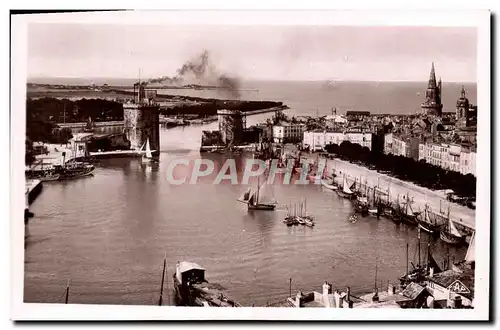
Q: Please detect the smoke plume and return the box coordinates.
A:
[138,50,241,99]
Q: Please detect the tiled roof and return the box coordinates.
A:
[427,269,475,300]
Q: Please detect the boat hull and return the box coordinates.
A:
[321,180,338,191]
[418,221,440,235]
[440,231,463,245]
[337,190,356,199]
[248,203,276,211]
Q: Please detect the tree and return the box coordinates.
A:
[25,139,35,166]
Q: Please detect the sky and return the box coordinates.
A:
[27,23,477,82]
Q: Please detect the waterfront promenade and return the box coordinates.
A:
[317,155,476,231]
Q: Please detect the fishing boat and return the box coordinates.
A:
[304,218,315,227]
[141,138,154,164]
[337,176,356,199]
[320,161,338,190]
[25,169,60,182]
[417,205,440,235]
[368,206,380,216]
[399,194,420,225]
[240,176,277,211]
[354,196,369,215]
[56,162,95,180]
[25,161,61,182]
[173,261,241,307]
[440,217,464,245]
[297,198,315,226]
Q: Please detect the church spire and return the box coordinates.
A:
[428,62,437,88]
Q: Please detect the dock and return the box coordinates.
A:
[25,179,43,206]
[89,150,143,159]
[312,154,476,232]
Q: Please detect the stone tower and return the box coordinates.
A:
[455,85,470,128]
[421,62,443,117]
[123,83,160,156]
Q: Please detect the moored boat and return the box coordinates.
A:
[57,162,95,180]
[337,176,356,199]
[173,261,241,307]
[440,218,464,245]
[141,137,154,164]
[417,205,440,235]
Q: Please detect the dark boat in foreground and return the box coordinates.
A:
[56,162,95,180]
[173,261,241,307]
[417,206,440,235]
[439,218,464,245]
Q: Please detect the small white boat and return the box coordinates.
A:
[321,179,338,191]
[141,138,154,164]
[304,218,315,227]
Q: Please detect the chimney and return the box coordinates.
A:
[372,288,379,302]
[333,290,341,308]
[343,287,354,308]
[322,282,332,308]
[449,295,462,309]
[388,283,395,295]
[295,291,303,308]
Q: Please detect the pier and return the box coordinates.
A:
[318,155,476,232]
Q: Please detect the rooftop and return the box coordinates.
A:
[427,269,475,300]
[178,261,205,274]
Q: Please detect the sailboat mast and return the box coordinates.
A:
[406,243,409,276]
[256,176,260,204]
[65,279,70,304]
[158,254,166,306]
[418,227,421,267]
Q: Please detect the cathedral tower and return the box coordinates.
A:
[421,62,443,117]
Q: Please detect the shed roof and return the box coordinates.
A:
[178,261,205,274]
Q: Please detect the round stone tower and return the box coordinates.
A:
[123,84,160,156]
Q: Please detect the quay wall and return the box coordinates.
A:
[25,179,43,206]
[316,155,476,231]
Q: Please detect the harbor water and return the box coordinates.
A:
[24,113,469,307]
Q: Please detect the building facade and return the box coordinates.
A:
[421,63,443,117]
[272,122,306,144]
[418,142,476,176]
[384,133,420,160]
[303,130,373,151]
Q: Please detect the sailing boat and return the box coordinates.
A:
[297,198,315,226]
[246,176,277,211]
[141,138,154,164]
[417,205,440,235]
[337,175,356,199]
[440,213,464,245]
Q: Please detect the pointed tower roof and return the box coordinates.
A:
[461,85,466,98]
[428,62,437,88]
